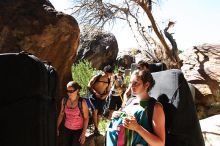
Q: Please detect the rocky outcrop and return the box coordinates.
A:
[180,44,220,118]
[134,50,156,63]
[117,48,164,69]
[200,114,220,146]
[117,54,134,69]
[83,135,105,146]
[0,0,80,97]
[75,30,118,70]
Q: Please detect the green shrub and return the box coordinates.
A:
[72,60,98,96]
[99,118,110,133]
[125,75,131,87]
[114,65,118,73]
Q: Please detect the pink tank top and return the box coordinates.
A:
[64,104,83,130]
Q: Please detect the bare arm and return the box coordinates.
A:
[137,103,165,146]
[79,100,89,144]
[88,75,101,97]
[82,100,89,134]
[122,85,131,106]
[123,103,165,146]
[57,98,65,135]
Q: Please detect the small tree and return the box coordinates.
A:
[72,60,97,96]
[70,0,181,68]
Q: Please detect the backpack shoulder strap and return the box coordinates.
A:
[92,74,102,86]
[145,97,157,133]
[78,97,84,117]
[121,75,124,81]
[63,96,68,107]
[104,77,111,92]
[126,96,136,106]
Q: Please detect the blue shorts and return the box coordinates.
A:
[90,94,105,115]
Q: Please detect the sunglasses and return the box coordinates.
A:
[66,89,77,93]
[136,66,141,69]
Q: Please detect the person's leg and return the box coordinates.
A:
[94,98,103,134]
[97,114,101,128]
[90,95,99,133]
[92,109,99,131]
[71,129,83,146]
[63,127,73,146]
[116,95,123,110]
[108,96,117,119]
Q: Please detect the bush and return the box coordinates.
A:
[125,75,131,87]
[99,118,110,133]
[114,65,118,74]
[72,60,98,96]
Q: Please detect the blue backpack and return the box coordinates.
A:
[106,97,156,146]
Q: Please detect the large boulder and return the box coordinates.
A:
[83,135,105,146]
[117,54,135,69]
[0,0,80,97]
[180,44,220,118]
[200,114,220,146]
[75,30,118,70]
[117,48,153,69]
[117,48,164,69]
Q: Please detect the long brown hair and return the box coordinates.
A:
[133,70,155,91]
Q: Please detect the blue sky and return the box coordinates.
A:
[50,0,220,50]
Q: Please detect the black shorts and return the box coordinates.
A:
[109,95,122,110]
[63,127,83,146]
[90,94,105,115]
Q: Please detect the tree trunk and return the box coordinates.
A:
[137,2,181,68]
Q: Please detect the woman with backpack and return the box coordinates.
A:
[57,81,89,146]
[107,70,165,146]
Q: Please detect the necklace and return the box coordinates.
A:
[70,100,74,106]
[68,96,79,108]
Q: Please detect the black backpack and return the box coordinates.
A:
[148,69,205,146]
[0,52,58,146]
[63,96,84,116]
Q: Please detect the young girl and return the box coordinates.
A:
[110,70,165,146]
[57,81,89,146]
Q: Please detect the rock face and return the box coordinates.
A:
[117,54,134,69]
[180,44,220,118]
[200,114,220,146]
[117,48,163,69]
[83,135,105,146]
[0,0,80,97]
[75,31,118,70]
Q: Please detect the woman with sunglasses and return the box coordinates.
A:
[57,81,89,146]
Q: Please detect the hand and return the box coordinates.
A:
[123,116,139,131]
[121,102,126,108]
[79,132,86,144]
[57,129,59,137]
[111,111,122,119]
